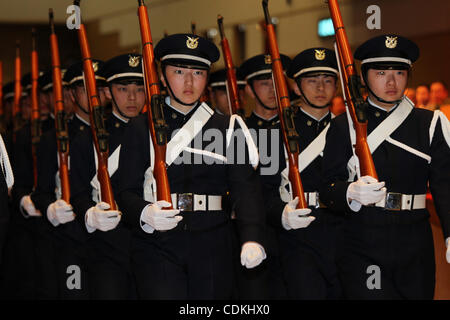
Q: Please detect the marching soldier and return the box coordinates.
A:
[225,53,291,299]
[207,68,246,116]
[241,54,291,130]
[29,60,105,299]
[69,54,145,299]
[320,35,450,299]
[114,33,266,299]
[265,48,343,299]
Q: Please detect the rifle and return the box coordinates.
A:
[12,41,22,142]
[262,0,307,209]
[326,0,378,179]
[74,0,116,209]
[49,9,71,202]
[30,29,41,189]
[137,0,172,206]
[217,15,244,117]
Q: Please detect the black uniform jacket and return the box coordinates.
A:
[115,101,266,246]
[319,100,450,238]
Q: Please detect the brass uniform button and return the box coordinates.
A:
[307,120,312,126]
[257,120,263,127]
[375,111,380,118]
[80,126,84,131]
[115,122,120,128]
[172,113,177,119]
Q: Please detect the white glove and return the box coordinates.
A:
[446,237,450,264]
[47,199,75,227]
[347,175,386,211]
[281,197,315,230]
[20,195,42,217]
[240,241,266,269]
[141,200,182,232]
[85,202,121,233]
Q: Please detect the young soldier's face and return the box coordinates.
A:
[209,87,230,115]
[298,74,337,107]
[107,83,145,118]
[63,87,76,115]
[366,69,408,104]
[163,65,208,105]
[247,78,276,109]
[416,85,430,106]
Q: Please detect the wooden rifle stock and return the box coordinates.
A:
[137,0,172,206]
[49,9,71,202]
[262,0,307,209]
[30,29,41,189]
[327,0,378,179]
[75,0,116,209]
[217,15,244,116]
[13,42,22,142]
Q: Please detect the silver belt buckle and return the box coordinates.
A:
[385,192,402,211]
[177,193,193,211]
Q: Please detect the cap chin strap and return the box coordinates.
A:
[72,87,90,115]
[361,66,405,105]
[296,78,330,109]
[162,64,201,107]
[298,86,330,109]
[108,84,132,120]
[249,84,277,111]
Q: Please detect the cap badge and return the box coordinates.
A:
[128,55,140,67]
[385,36,398,49]
[186,36,199,49]
[264,55,272,64]
[315,49,326,61]
[92,62,99,72]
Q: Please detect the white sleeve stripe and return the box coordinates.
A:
[429,110,440,146]
[0,134,13,189]
[233,115,260,169]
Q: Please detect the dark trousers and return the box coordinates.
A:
[132,220,234,299]
[279,210,342,300]
[336,209,435,300]
[232,220,286,300]
[87,226,136,299]
[53,222,90,300]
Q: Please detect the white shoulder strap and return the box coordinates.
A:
[0,134,13,189]
[227,114,259,169]
[429,110,450,147]
[298,123,330,173]
[91,145,121,203]
[166,102,213,167]
[367,97,413,153]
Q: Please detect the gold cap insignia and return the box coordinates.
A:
[264,55,272,65]
[92,62,99,72]
[315,49,326,61]
[385,36,398,49]
[186,36,199,49]
[128,55,140,67]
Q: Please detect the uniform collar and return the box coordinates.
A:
[252,111,278,122]
[299,107,330,122]
[112,110,129,123]
[367,97,400,114]
[75,113,90,126]
[165,96,199,116]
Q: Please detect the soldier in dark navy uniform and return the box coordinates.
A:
[207,68,246,116]
[205,54,291,300]
[3,70,57,298]
[28,60,104,299]
[263,48,342,299]
[114,33,266,299]
[319,35,450,299]
[69,54,145,299]
[241,54,291,130]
